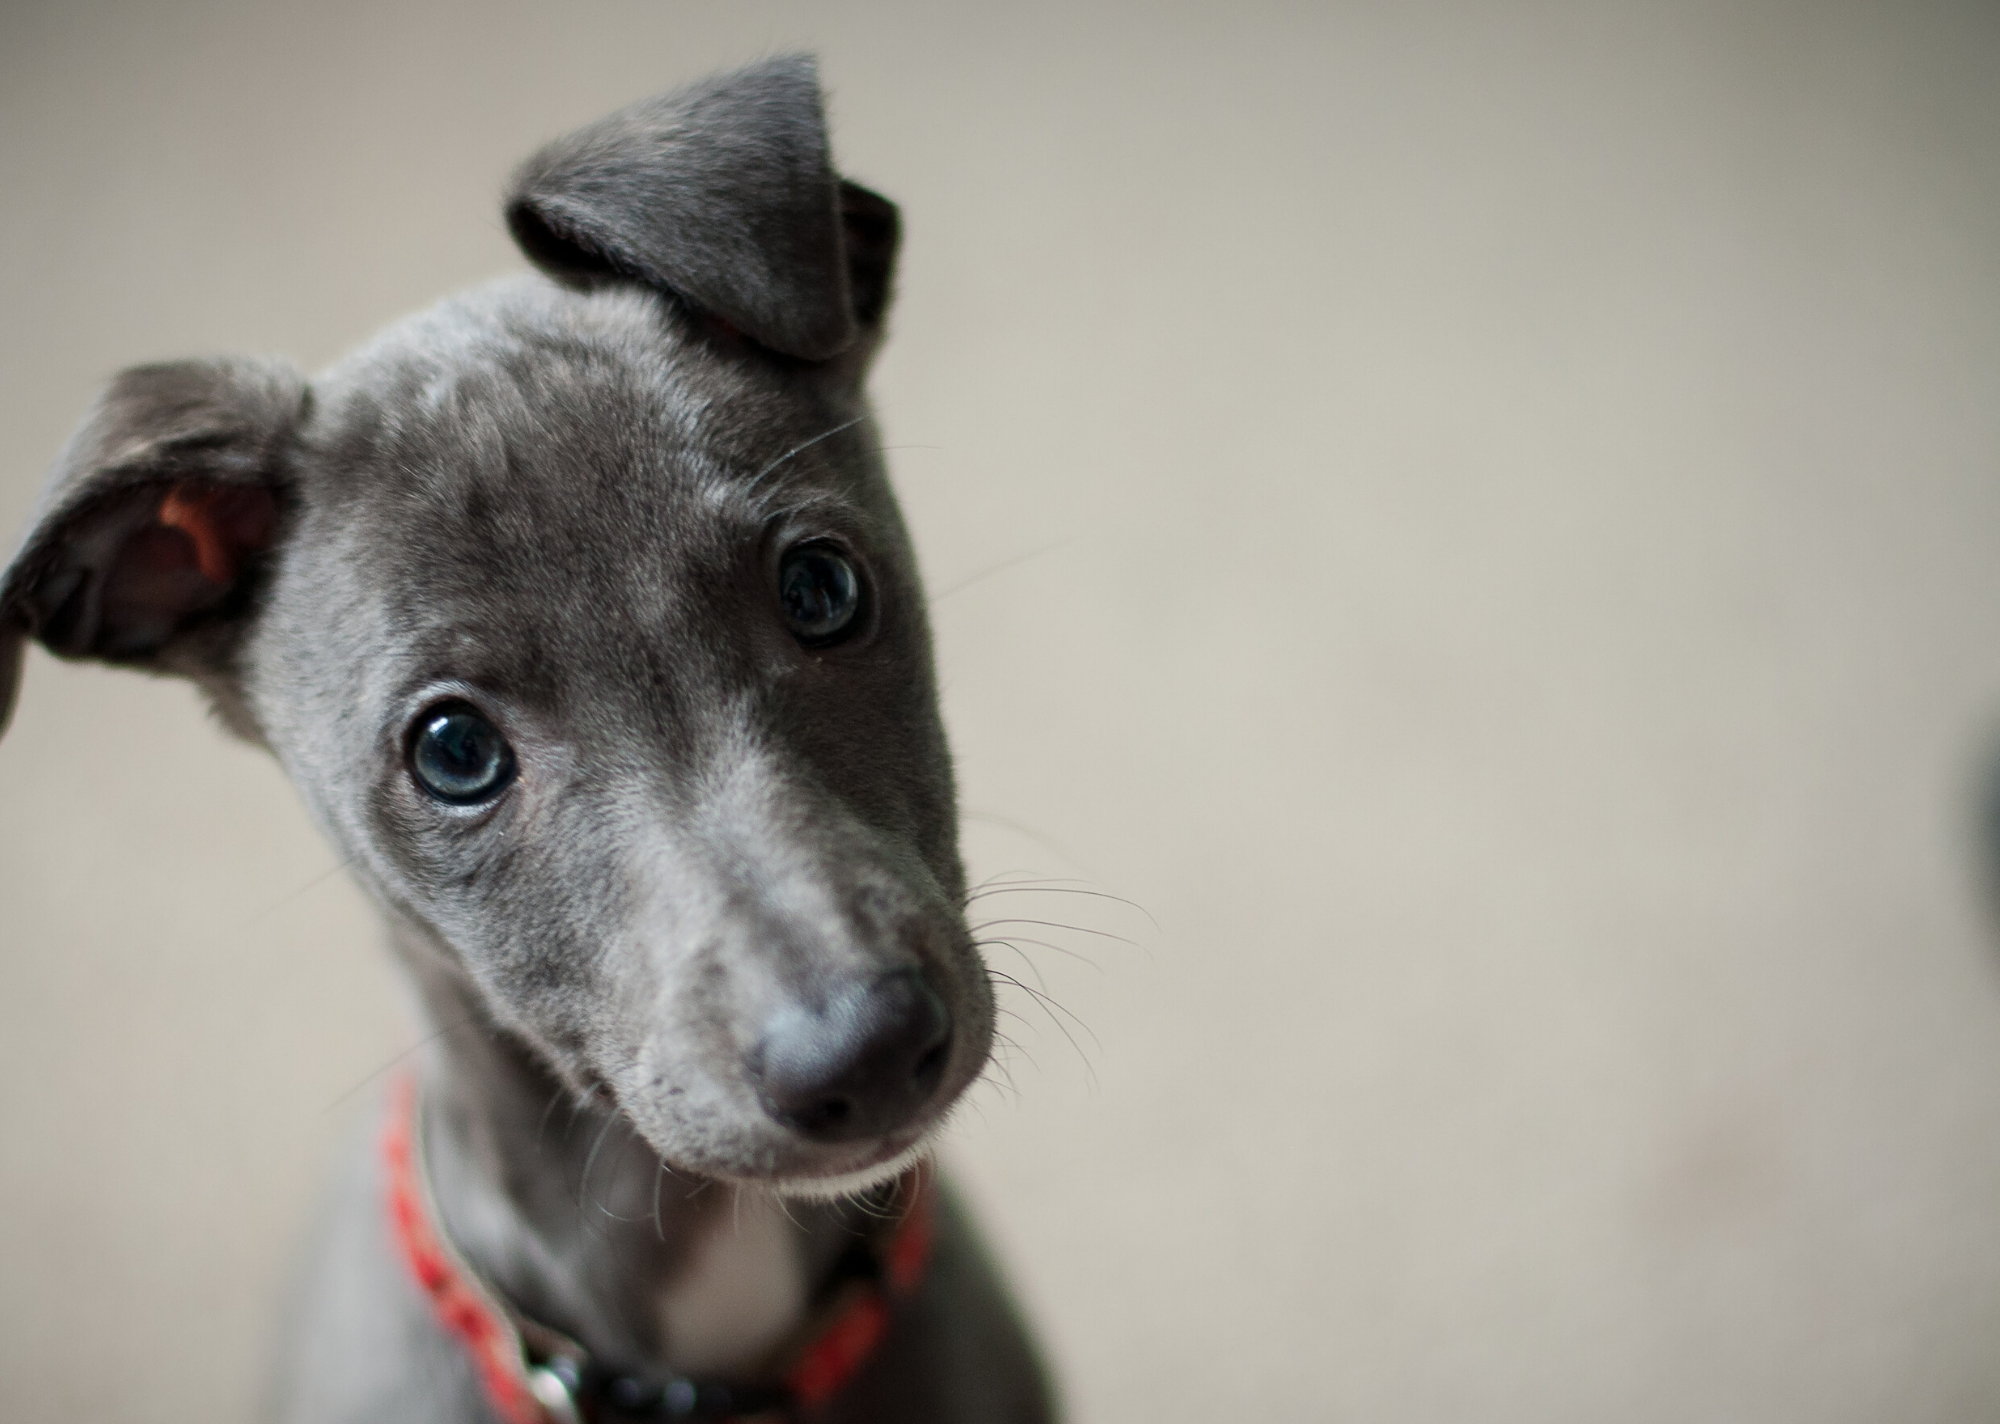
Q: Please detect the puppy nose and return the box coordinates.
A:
[750,970,953,1142]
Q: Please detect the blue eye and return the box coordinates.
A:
[409,703,516,804]
[778,544,864,646]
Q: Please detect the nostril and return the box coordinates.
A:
[749,969,955,1144]
[914,1033,949,1093]
[794,1095,853,1136]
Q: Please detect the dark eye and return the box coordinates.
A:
[408,703,516,804]
[778,543,864,647]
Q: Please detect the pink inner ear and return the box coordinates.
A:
[157,484,277,586]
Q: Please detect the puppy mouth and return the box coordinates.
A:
[723,1085,954,1191]
[603,1066,956,1195]
[754,1124,941,1200]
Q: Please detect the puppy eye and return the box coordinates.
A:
[408,703,516,805]
[778,543,864,647]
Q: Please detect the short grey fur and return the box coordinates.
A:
[0,55,1054,1424]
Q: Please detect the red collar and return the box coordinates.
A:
[381,1074,935,1423]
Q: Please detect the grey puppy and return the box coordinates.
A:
[0,56,1054,1424]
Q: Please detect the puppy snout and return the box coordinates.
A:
[749,969,953,1142]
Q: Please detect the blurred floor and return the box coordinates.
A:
[4,1,2000,1419]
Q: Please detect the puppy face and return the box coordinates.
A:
[0,59,994,1191]
[247,279,989,1187]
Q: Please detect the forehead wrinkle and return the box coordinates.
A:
[695,432,880,532]
[378,348,718,545]
[313,275,896,726]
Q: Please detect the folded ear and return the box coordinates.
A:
[0,357,304,737]
[505,54,899,364]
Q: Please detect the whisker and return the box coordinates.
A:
[579,1105,621,1223]
[977,934,1103,974]
[964,884,1159,931]
[237,855,359,932]
[932,537,1075,602]
[985,969,1099,1086]
[319,1011,485,1114]
[971,917,1141,949]
[536,1086,568,1153]
[964,874,1086,894]
[961,868,1060,902]
[979,1036,1025,1100]
[744,415,867,497]
[994,1042,1037,1078]
[563,1090,593,1142]
[958,810,1079,865]
[987,969,1101,1048]
[973,936,1051,994]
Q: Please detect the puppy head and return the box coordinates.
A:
[0,57,992,1191]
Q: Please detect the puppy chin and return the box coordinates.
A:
[763,1133,937,1202]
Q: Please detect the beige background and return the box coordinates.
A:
[5,2,2000,1419]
